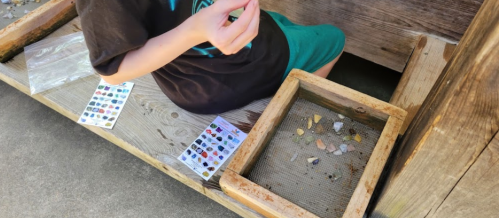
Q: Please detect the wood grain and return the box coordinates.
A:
[0,17,266,218]
[430,133,499,218]
[0,0,77,62]
[372,0,499,216]
[260,0,482,72]
[220,169,318,218]
[227,76,299,176]
[292,69,406,129]
[344,116,403,218]
[390,36,456,135]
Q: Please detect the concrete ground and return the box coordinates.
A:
[0,53,399,218]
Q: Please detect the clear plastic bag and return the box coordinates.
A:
[25,31,94,95]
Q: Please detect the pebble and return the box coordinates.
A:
[326,143,337,153]
[297,128,304,136]
[2,12,12,19]
[1,0,11,4]
[333,150,342,155]
[333,122,343,133]
[339,144,348,153]
[349,128,356,135]
[307,117,312,129]
[305,136,315,145]
[316,139,326,150]
[290,152,298,162]
[354,134,362,143]
[307,157,318,163]
[315,123,325,134]
[343,135,352,141]
[338,114,345,119]
[347,144,356,152]
[314,114,322,123]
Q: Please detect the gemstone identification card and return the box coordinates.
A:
[77,79,134,129]
[178,116,248,181]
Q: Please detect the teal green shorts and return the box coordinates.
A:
[267,11,346,80]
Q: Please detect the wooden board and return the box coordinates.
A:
[222,69,406,218]
[0,17,266,218]
[430,133,499,218]
[372,0,499,216]
[389,36,456,134]
[0,0,77,62]
[260,0,482,72]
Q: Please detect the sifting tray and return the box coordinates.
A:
[220,69,406,218]
[247,98,381,217]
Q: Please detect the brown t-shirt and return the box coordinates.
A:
[76,0,289,114]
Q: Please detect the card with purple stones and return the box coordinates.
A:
[77,79,134,129]
[178,116,247,181]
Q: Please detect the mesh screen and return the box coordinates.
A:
[247,98,382,218]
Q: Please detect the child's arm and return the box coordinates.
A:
[102,0,260,85]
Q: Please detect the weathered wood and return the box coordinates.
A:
[430,132,499,218]
[390,36,456,134]
[0,0,77,63]
[221,170,318,218]
[223,69,406,218]
[0,17,266,218]
[372,0,499,216]
[227,76,299,176]
[293,69,406,130]
[344,116,403,218]
[260,0,482,72]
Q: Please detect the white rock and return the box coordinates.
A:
[2,12,13,19]
[333,122,344,133]
[1,0,11,4]
[339,144,348,153]
[290,152,298,162]
[333,150,342,155]
[24,9,29,14]
[338,114,345,119]
[307,157,318,163]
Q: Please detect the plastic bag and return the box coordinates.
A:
[25,31,94,95]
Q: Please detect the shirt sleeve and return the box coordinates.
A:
[76,0,149,76]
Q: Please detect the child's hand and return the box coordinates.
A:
[187,0,260,55]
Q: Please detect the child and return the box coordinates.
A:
[76,0,344,114]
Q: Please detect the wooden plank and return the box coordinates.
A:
[292,69,406,128]
[260,0,482,72]
[344,116,403,218]
[372,0,499,216]
[220,170,318,218]
[227,76,299,175]
[390,35,456,135]
[0,0,77,63]
[0,17,265,218]
[430,132,499,218]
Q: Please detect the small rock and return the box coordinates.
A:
[315,123,325,134]
[290,152,298,162]
[339,144,348,153]
[312,159,320,165]
[1,0,11,4]
[305,136,315,145]
[343,135,352,141]
[338,114,345,119]
[307,117,312,129]
[326,143,337,153]
[316,139,326,150]
[332,170,342,180]
[292,135,301,143]
[6,6,12,10]
[2,12,13,19]
[314,114,322,123]
[349,128,356,135]
[297,128,304,136]
[307,157,318,163]
[24,9,29,14]
[333,122,343,133]
[354,134,362,143]
[347,144,356,152]
[333,150,342,155]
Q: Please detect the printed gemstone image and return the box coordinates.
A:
[207,167,215,171]
[202,152,208,158]
[89,101,96,106]
[210,123,217,129]
[206,147,213,152]
[196,149,202,154]
[218,146,224,151]
[195,139,202,145]
[202,172,209,177]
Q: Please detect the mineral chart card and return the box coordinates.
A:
[77,79,134,129]
[178,116,248,181]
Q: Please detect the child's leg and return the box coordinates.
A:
[313,50,343,78]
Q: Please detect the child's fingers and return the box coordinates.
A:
[217,0,257,53]
[225,6,259,54]
[214,0,251,14]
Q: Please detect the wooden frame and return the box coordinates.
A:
[0,0,77,62]
[220,69,406,218]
